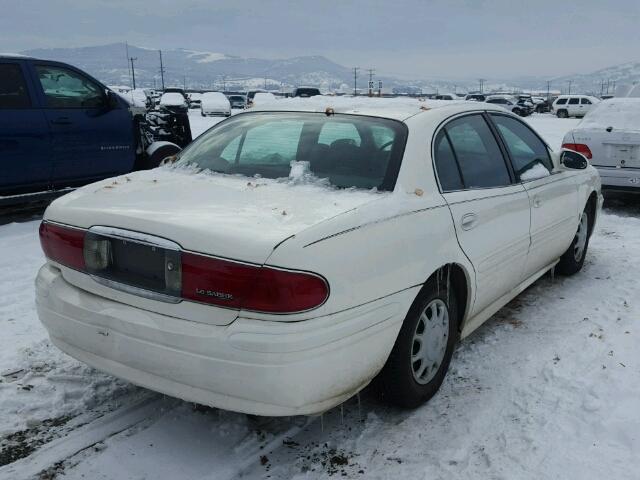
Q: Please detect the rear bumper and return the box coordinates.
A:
[36,263,412,416]
[594,166,640,192]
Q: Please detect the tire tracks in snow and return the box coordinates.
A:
[0,394,176,480]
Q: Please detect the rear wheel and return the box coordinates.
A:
[557,109,569,118]
[557,209,591,275]
[378,280,459,408]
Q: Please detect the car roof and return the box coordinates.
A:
[249,96,506,121]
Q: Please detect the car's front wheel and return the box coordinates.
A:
[378,280,459,408]
[557,109,569,118]
[557,208,591,275]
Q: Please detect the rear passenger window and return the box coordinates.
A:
[568,98,579,105]
[433,130,463,191]
[0,64,31,108]
[443,115,511,189]
[490,114,553,178]
[581,98,592,105]
[556,98,568,105]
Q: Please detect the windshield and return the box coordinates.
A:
[176,112,407,191]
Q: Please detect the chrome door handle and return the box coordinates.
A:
[533,196,542,208]
[51,117,72,125]
[461,213,478,230]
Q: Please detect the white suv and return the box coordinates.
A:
[552,95,600,118]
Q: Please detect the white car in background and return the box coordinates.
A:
[251,91,277,106]
[201,91,231,117]
[563,98,640,192]
[36,99,601,416]
[159,92,188,111]
[552,95,600,118]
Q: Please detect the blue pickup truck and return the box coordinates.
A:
[0,56,188,205]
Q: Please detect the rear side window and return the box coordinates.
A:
[441,114,511,189]
[0,64,31,108]
[433,130,464,191]
[568,98,579,105]
[556,98,568,105]
[581,98,592,105]
[490,114,553,178]
[36,65,106,108]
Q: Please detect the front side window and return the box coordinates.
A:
[556,98,568,105]
[490,114,553,179]
[441,114,511,189]
[36,65,105,108]
[176,112,407,191]
[581,98,592,105]
[0,64,31,108]
[568,98,579,105]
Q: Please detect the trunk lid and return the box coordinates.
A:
[46,168,384,264]
[572,128,640,168]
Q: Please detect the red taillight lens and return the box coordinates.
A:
[39,222,86,270]
[181,252,328,313]
[562,143,592,159]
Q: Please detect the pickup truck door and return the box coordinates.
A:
[0,61,52,195]
[488,113,579,277]
[31,62,135,188]
[434,113,531,318]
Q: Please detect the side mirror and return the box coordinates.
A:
[106,90,120,109]
[560,149,588,170]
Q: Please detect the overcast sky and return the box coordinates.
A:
[1,0,639,79]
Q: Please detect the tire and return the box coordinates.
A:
[141,143,181,170]
[557,208,591,275]
[513,108,522,116]
[377,279,459,408]
[557,109,569,119]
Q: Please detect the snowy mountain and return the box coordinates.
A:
[21,43,356,91]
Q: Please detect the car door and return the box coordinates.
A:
[567,97,580,117]
[580,97,593,116]
[31,62,136,188]
[0,61,52,195]
[489,113,579,277]
[433,113,531,317]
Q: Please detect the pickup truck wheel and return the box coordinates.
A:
[557,209,591,275]
[557,109,569,118]
[142,143,181,170]
[378,280,458,408]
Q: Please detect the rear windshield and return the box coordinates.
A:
[580,99,640,131]
[176,112,407,191]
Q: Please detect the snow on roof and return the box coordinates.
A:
[249,95,468,121]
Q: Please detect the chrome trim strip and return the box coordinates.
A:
[90,275,182,304]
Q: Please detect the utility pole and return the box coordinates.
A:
[125,42,132,88]
[353,67,360,96]
[129,57,137,89]
[158,50,166,91]
[183,75,186,91]
[546,80,551,100]
[367,68,375,97]
[264,75,267,90]
[478,78,486,94]
[567,80,572,95]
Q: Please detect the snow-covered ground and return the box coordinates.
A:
[1,114,638,480]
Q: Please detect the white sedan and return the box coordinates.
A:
[563,97,640,192]
[36,98,602,416]
[200,91,231,117]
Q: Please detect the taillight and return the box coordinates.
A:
[39,222,86,270]
[181,252,329,313]
[562,143,592,159]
